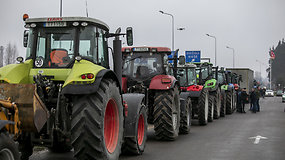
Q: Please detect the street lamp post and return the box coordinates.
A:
[159,10,174,51]
[226,46,235,68]
[206,34,217,66]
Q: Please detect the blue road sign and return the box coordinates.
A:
[185,51,201,63]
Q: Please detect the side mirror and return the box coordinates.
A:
[23,30,29,48]
[126,27,133,46]
[179,56,185,65]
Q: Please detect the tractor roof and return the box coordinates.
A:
[25,17,109,31]
[122,46,171,54]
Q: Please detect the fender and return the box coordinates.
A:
[0,120,14,130]
[149,75,177,90]
[122,93,146,137]
[62,69,121,95]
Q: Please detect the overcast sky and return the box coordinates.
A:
[1,0,285,78]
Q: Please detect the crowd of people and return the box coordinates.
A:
[237,86,265,113]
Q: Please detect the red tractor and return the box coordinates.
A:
[122,47,183,140]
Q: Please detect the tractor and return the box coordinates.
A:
[223,71,237,114]
[213,67,228,117]
[192,60,221,125]
[122,47,182,140]
[0,14,147,160]
[174,58,197,132]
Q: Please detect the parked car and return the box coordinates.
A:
[265,90,274,97]
[276,90,283,96]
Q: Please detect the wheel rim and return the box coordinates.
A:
[0,148,15,160]
[104,99,119,153]
[137,114,145,146]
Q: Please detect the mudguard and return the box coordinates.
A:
[62,69,121,95]
[0,120,14,130]
[122,93,146,137]
[149,75,178,90]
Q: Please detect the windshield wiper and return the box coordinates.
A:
[124,56,142,63]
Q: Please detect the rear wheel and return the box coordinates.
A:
[220,92,226,117]
[153,86,180,140]
[71,79,124,160]
[226,92,233,114]
[214,90,221,119]
[198,89,209,125]
[208,95,214,122]
[179,98,192,134]
[122,106,147,155]
[0,131,20,160]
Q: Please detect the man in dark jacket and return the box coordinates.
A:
[250,87,257,113]
[240,88,248,113]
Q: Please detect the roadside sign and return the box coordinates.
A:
[185,51,201,63]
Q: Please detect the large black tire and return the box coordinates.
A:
[220,92,226,117]
[208,95,214,122]
[71,79,124,160]
[226,92,233,114]
[0,131,20,160]
[198,89,209,125]
[179,98,192,134]
[122,106,147,155]
[153,86,180,140]
[214,90,221,119]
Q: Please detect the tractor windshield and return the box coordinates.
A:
[122,53,163,80]
[217,72,225,84]
[33,27,76,68]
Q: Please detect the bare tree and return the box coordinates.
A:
[4,43,18,65]
[0,46,4,67]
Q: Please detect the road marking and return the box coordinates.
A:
[249,135,268,144]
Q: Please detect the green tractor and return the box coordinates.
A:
[0,15,147,160]
[193,60,221,124]
[222,70,237,114]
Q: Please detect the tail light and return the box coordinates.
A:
[196,86,200,89]
[81,73,94,79]
[161,78,171,83]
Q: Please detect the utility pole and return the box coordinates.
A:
[0,46,3,67]
[60,0,62,17]
[270,59,272,89]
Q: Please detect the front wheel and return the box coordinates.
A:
[153,86,180,140]
[122,106,147,155]
[214,90,221,119]
[208,95,214,122]
[226,92,233,114]
[0,131,20,160]
[71,79,124,160]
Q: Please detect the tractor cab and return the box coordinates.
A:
[175,63,197,91]
[194,62,214,85]
[122,47,172,86]
[24,16,111,70]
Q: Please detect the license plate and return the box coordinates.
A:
[44,22,67,27]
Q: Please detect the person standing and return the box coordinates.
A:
[240,88,248,113]
[255,86,261,112]
[250,87,257,113]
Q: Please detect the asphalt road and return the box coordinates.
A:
[30,97,285,160]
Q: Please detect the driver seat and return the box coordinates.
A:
[49,49,68,66]
[136,66,149,77]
